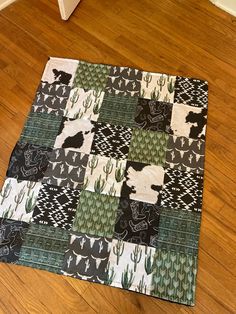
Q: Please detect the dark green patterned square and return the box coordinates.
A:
[17,224,70,273]
[72,190,119,238]
[73,61,111,91]
[20,112,62,147]
[156,207,201,254]
[98,94,138,127]
[128,129,169,166]
[151,249,197,306]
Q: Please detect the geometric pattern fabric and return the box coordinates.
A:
[0,57,208,306]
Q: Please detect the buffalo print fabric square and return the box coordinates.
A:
[1,57,208,306]
[42,148,88,189]
[62,232,111,283]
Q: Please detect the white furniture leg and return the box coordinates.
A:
[210,0,236,16]
[57,0,81,20]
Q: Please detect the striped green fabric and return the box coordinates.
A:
[17,224,70,273]
[20,112,62,147]
[98,94,138,127]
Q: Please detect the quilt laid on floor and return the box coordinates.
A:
[0,57,208,306]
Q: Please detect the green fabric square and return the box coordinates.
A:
[20,112,62,147]
[151,249,197,306]
[17,224,70,273]
[73,61,111,91]
[98,94,138,127]
[157,207,201,254]
[72,190,119,238]
[128,129,169,166]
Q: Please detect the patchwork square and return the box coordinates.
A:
[62,232,111,283]
[65,88,105,120]
[84,155,126,196]
[0,178,42,223]
[6,142,52,182]
[98,93,138,127]
[141,72,176,102]
[90,122,132,159]
[32,184,81,230]
[114,198,160,247]
[134,98,172,132]
[20,112,62,147]
[121,161,165,204]
[108,240,156,293]
[32,82,71,115]
[72,190,119,238]
[160,168,203,212]
[42,148,88,189]
[128,129,169,166]
[156,207,201,254]
[105,66,142,97]
[17,224,70,273]
[151,249,198,306]
[42,57,78,86]
[170,103,207,139]
[0,218,29,263]
[73,61,111,91]
[54,117,95,154]
[174,76,208,108]
[165,135,205,174]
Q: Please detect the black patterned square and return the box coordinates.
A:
[174,77,208,108]
[90,122,132,159]
[160,168,203,212]
[134,98,173,132]
[42,148,89,189]
[6,142,52,182]
[0,218,29,263]
[114,198,160,247]
[62,232,111,283]
[165,135,205,174]
[32,82,71,115]
[105,66,142,97]
[32,184,81,230]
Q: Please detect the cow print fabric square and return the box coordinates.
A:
[1,57,208,306]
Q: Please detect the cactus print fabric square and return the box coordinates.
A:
[1,57,208,306]
[84,154,126,197]
[62,232,111,283]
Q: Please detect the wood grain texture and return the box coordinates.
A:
[0,0,236,312]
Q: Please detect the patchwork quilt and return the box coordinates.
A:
[0,57,208,306]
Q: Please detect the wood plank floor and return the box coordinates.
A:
[0,0,235,313]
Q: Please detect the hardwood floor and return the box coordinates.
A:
[0,0,235,313]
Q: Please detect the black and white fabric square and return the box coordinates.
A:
[90,122,132,160]
[32,184,81,229]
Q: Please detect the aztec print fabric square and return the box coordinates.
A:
[0,57,208,306]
